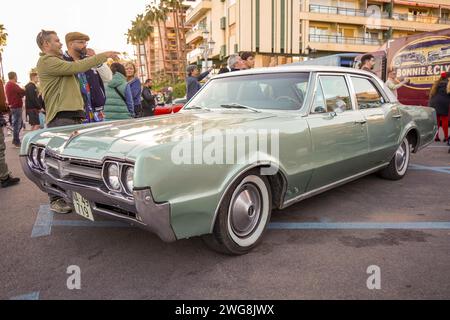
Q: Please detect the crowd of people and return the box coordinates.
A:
[0,29,162,211]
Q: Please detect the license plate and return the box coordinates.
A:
[73,192,94,221]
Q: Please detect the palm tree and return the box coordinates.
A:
[0,24,8,81]
[145,5,167,80]
[165,0,187,79]
[127,14,152,80]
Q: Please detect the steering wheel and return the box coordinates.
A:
[275,96,299,105]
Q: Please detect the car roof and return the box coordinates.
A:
[213,65,378,79]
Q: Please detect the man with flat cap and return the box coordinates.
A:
[63,31,112,123]
[35,29,119,214]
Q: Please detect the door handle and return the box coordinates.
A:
[393,115,402,119]
[355,120,367,125]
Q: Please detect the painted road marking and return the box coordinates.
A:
[31,205,129,237]
[409,164,450,174]
[32,206,450,237]
[31,205,53,238]
[269,222,450,230]
[10,291,40,300]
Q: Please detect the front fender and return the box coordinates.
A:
[133,141,288,240]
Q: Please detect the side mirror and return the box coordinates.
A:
[314,106,327,114]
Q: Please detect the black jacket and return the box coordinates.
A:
[141,87,156,117]
[25,82,43,110]
[429,80,450,116]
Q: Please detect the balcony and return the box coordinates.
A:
[309,4,389,18]
[309,4,450,27]
[308,34,383,52]
[186,0,212,24]
[186,26,207,44]
[309,34,383,46]
[187,47,204,63]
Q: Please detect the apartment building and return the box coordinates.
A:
[185,0,450,68]
[303,0,450,57]
[135,2,194,82]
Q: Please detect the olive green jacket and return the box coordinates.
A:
[36,52,108,124]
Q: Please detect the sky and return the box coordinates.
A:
[0,0,150,84]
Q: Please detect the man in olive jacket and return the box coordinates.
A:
[35,29,118,214]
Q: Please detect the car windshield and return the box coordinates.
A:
[185,72,310,111]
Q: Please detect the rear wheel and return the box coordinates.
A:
[379,137,411,180]
[203,170,272,255]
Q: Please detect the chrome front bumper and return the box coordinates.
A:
[20,156,177,242]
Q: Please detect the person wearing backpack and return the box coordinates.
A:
[104,63,134,121]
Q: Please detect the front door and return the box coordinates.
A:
[306,74,369,191]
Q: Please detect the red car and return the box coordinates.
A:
[154,98,186,116]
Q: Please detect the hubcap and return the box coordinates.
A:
[395,140,408,172]
[230,183,262,238]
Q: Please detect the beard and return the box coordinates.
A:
[75,47,87,57]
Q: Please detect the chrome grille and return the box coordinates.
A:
[45,152,103,181]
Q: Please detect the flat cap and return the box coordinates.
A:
[65,32,90,44]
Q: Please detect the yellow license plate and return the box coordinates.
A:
[72,192,94,222]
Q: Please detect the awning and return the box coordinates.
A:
[441,5,450,10]
[366,25,390,30]
[368,0,391,3]
[394,0,440,8]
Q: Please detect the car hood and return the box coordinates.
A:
[28,111,276,161]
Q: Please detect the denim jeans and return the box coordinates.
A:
[47,116,83,202]
[10,108,23,145]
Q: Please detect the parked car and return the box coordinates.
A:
[154,105,173,116]
[154,98,186,116]
[172,97,187,113]
[20,66,437,255]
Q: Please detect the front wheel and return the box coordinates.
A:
[203,170,272,255]
[379,137,411,180]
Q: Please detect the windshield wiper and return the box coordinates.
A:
[220,103,262,113]
[184,105,211,111]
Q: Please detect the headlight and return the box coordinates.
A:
[107,163,121,191]
[124,167,134,193]
[31,147,39,166]
[39,149,47,169]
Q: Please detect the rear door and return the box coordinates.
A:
[349,76,402,167]
[306,74,369,191]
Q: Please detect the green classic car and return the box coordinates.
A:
[21,66,437,255]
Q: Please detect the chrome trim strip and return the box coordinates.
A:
[281,163,389,210]
[417,137,434,152]
[45,149,103,165]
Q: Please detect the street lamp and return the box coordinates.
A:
[200,30,215,72]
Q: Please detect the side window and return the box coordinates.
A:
[351,77,385,109]
[319,75,352,113]
[311,82,327,114]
